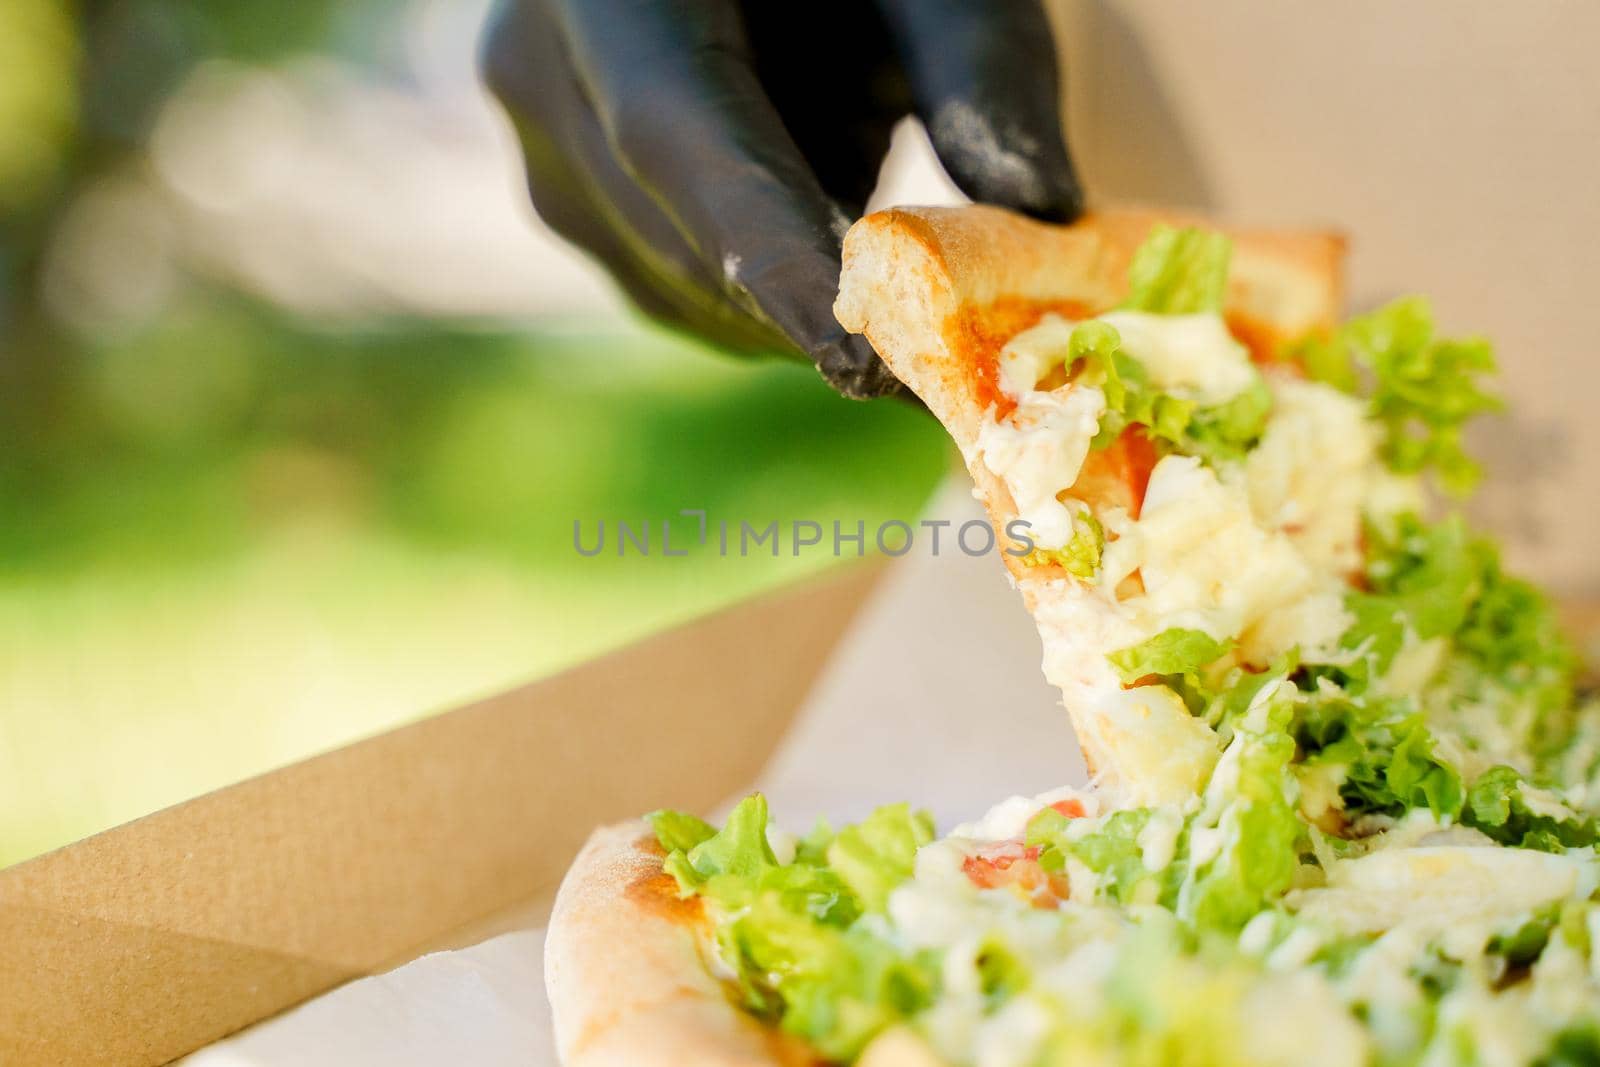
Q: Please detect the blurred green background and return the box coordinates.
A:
[0,0,948,866]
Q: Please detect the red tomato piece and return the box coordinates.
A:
[961,840,1070,905]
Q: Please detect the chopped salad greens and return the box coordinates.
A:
[645,227,1600,1067]
[1295,296,1503,495]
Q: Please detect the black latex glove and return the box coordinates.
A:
[483,0,1083,398]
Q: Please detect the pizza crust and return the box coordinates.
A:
[544,822,810,1066]
[834,205,1342,451]
[548,823,956,1067]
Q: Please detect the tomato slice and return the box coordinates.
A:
[962,841,1041,886]
[961,845,1071,905]
[1069,427,1157,519]
[960,806,1081,906]
[962,842,1036,879]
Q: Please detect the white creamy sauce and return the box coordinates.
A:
[994,312,1079,397]
[1266,924,1332,971]
[976,386,1105,549]
[1136,808,1184,873]
[970,996,1055,1067]
[1437,984,1545,1067]
[950,785,1096,843]
[1096,310,1257,405]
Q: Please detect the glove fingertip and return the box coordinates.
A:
[927,97,1085,223]
[814,333,904,400]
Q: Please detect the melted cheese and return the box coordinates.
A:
[1104,455,1322,662]
[1286,845,1597,942]
[1245,377,1375,573]
[1086,685,1219,804]
[1245,583,1351,663]
[1026,578,1218,804]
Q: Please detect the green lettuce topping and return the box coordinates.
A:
[1088,927,1268,1067]
[1295,693,1465,822]
[1121,226,1233,315]
[1313,511,1580,771]
[638,247,1600,1062]
[1029,805,1157,904]
[1073,317,1270,466]
[656,791,778,895]
[1020,510,1104,578]
[824,803,934,913]
[730,901,937,1059]
[1069,319,1193,453]
[1109,627,1234,682]
[1109,627,1234,713]
[1184,375,1274,464]
[650,795,938,1060]
[1463,765,1596,852]
[1094,508,1583,835]
[645,808,716,853]
[1059,229,1272,468]
[1295,297,1501,494]
[1035,701,1309,933]
[648,777,1600,1067]
[1203,652,1300,740]
[1481,902,1587,980]
[974,937,1032,1007]
[1448,539,1580,761]
[1089,343,1195,453]
[1319,512,1479,696]
[1174,707,1305,931]
[1542,1025,1600,1067]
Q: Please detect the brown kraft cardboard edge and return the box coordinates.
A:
[0,560,886,1067]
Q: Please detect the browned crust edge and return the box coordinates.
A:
[834,204,1344,450]
[545,822,820,1067]
[547,831,940,1067]
[546,824,945,1067]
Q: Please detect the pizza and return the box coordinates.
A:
[545,208,1600,1067]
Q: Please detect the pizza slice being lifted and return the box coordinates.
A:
[834,206,1352,806]
[547,208,1600,1067]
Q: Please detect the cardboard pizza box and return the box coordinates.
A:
[0,561,883,1067]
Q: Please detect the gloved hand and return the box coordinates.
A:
[483,0,1082,398]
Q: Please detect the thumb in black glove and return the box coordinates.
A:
[483,0,1083,398]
